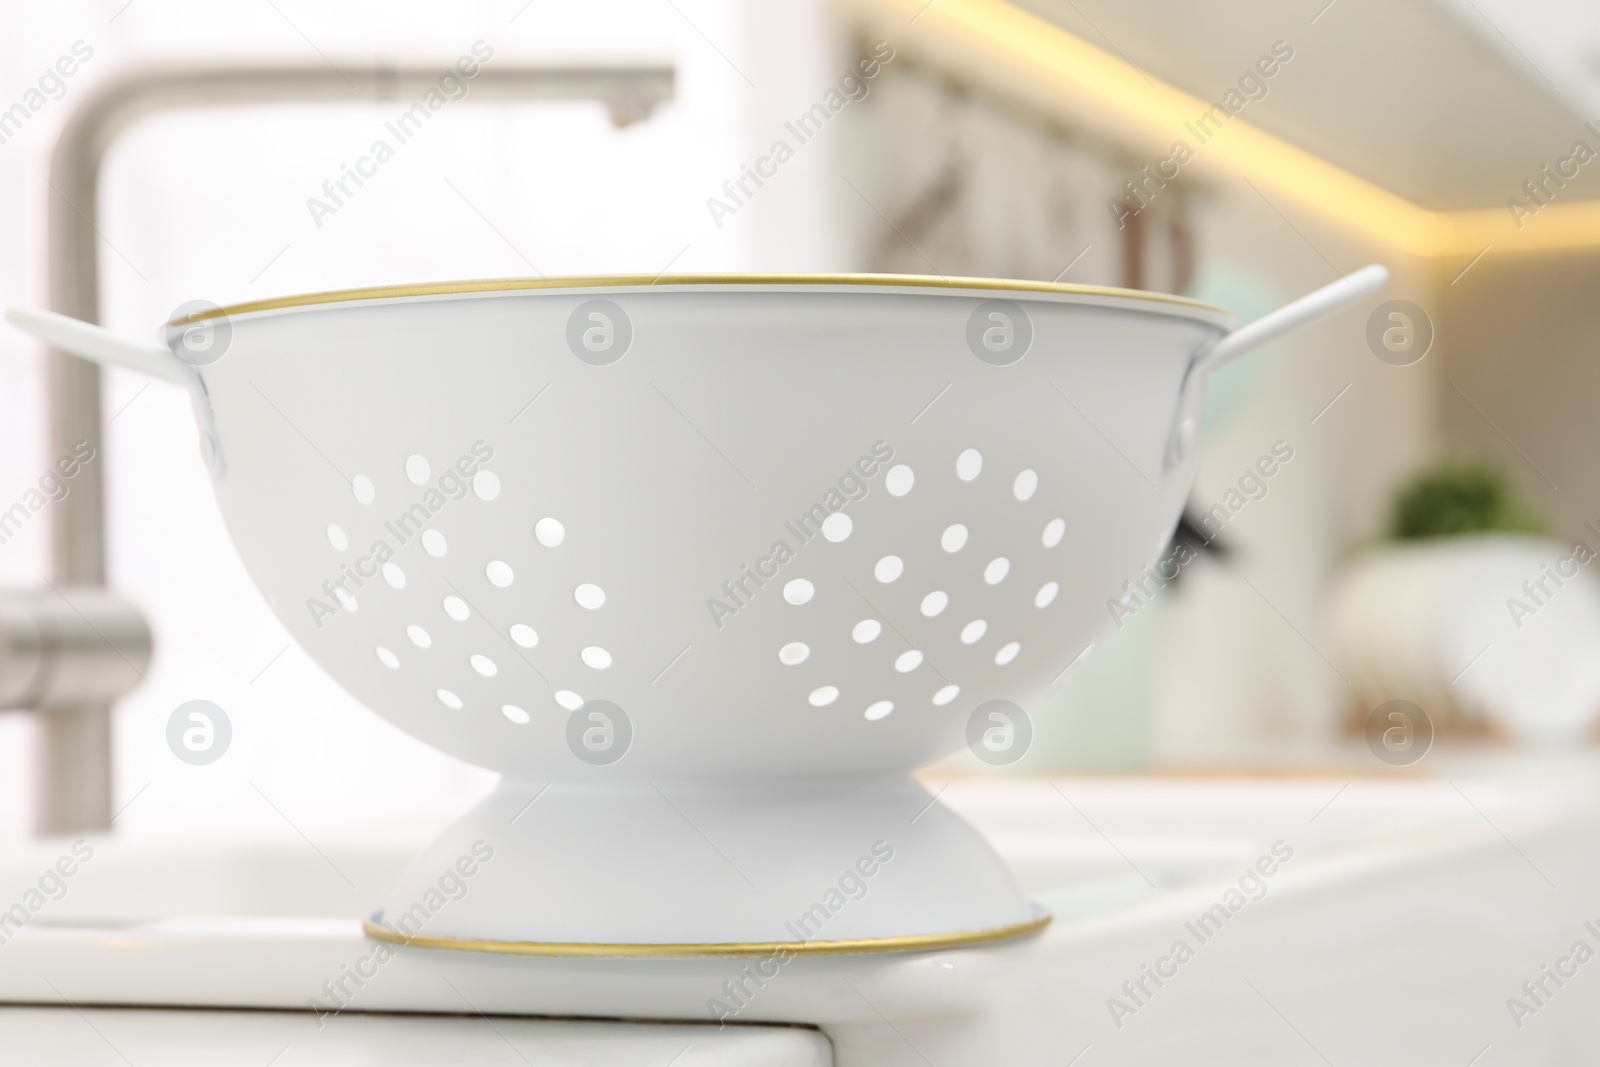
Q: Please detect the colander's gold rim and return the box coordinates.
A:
[169,273,1227,325]
[361,906,1051,958]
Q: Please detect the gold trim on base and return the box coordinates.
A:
[361,907,1052,958]
[170,273,1226,325]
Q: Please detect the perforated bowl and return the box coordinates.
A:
[25,276,1223,768]
[9,272,1414,780]
[9,269,1386,949]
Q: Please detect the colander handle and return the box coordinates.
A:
[4,307,226,476]
[1193,263,1390,376]
[1163,263,1389,469]
[5,306,193,383]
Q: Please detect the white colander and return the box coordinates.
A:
[9,266,1385,953]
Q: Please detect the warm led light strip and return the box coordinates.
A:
[863,0,1600,257]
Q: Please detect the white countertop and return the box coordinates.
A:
[3,756,1598,1065]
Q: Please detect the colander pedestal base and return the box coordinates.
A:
[371,776,1046,954]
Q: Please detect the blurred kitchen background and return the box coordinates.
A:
[4,0,1600,848]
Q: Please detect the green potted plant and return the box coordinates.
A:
[1386,460,1546,542]
[1328,459,1600,747]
